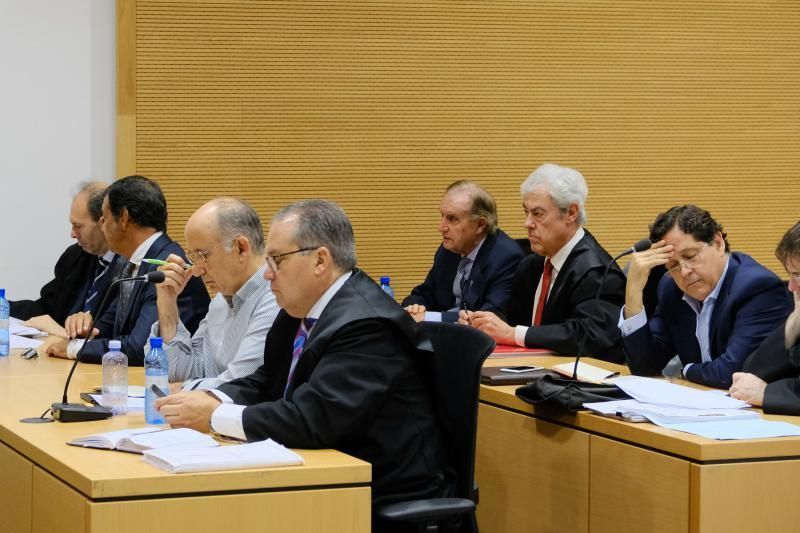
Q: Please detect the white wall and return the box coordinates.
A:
[0,0,115,300]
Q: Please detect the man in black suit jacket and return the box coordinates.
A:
[48,176,209,365]
[463,163,626,362]
[731,222,800,412]
[11,182,122,327]
[403,180,524,322]
[156,200,448,511]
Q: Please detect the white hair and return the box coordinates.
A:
[520,163,588,225]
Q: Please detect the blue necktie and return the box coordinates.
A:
[284,318,317,398]
[83,257,111,312]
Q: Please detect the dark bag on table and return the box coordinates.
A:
[515,373,631,412]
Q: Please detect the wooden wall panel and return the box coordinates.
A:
[118,0,800,299]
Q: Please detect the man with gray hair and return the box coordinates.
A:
[155,199,448,508]
[403,180,524,322]
[151,198,279,391]
[11,182,122,331]
[462,163,626,362]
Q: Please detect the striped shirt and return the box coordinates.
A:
[150,264,279,390]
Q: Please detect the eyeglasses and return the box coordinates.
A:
[665,243,709,276]
[186,241,233,265]
[266,247,319,272]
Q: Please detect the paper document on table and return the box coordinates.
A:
[612,376,747,409]
[654,418,800,440]
[9,317,45,337]
[584,399,759,424]
[90,394,145,412]
[10,335,44,349]
[143,438,304,474]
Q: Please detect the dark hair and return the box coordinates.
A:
[775,221,800,265]
[446,180,499,234]
[649,205,730,253]
[105,175,167,232]
[273,199,357,271]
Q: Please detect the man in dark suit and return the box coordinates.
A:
[622,205,791,389]
[463,163,626,362]
[730,222,800,412]
[155,200,448,512]
[402,180,524,322]
[11,182,122,329]
[47,175,210,365]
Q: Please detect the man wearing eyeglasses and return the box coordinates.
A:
[48,176,210,365]
[621,205,792,389]
[149,198,279,392]
[731,222,800,412]
[155,199,448,510]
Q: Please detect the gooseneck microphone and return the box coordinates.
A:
[22,270,166,423]
[572,239,652,380]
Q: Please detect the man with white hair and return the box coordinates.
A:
[462,163,626,362]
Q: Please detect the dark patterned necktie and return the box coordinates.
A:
[117,261,137,317]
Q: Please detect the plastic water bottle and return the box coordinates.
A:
[0,289,9,356]
[145,336,168,424]
[102,340,128,415]
[380,276,395,299]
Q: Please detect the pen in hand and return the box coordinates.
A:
[462,300,472,326]
[143,258,193,269]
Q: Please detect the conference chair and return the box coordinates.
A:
[375,321,495,533]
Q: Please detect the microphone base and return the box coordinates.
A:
[51,402,113,423]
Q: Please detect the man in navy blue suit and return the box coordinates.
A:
[621,205,792,389]
[402,180,524,322]
[47,175,210,365]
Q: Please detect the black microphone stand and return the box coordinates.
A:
[21,270,165,423]
[572,239,652,380]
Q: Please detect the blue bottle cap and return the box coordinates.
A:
[0,288,5,298]
[149,336,163,348]
[380,276,390,285]
[109,340,122,350]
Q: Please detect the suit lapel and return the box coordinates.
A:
[707,254,739,353]
[544,235,589,319]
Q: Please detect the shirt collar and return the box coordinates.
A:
[682,254,730,308]
[306,271,353,321]
[464,236,487,262]
[100,250,116,263]
[229,263,269,310]
[128,231,163,266]
[548,227,585,274]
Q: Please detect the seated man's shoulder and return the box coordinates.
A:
[491,228,526,259]
[731,252,786,292]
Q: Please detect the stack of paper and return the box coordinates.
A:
[584,376,800,440]
[143,438,305,474]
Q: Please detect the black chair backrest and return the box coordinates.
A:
[418,322,496,500]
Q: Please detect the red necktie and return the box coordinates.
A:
[533,259,553,326]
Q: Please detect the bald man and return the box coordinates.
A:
[151,198,279,391]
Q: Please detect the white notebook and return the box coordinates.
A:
[67,427,219,453]
[143,438,305,474]
[551,361,621,384]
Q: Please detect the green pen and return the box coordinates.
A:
[142,258,193,269]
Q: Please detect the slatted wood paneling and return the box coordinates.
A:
[118,0,800,299]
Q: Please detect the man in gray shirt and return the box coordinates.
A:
[150,198,279,391]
